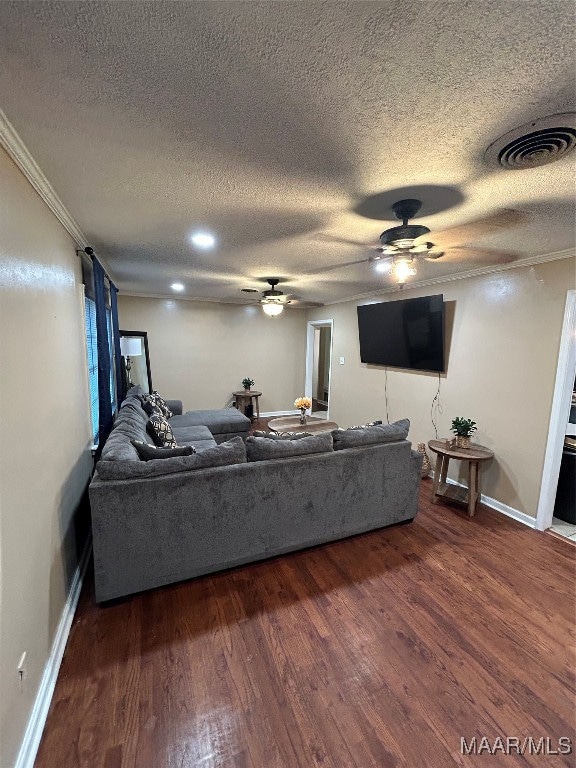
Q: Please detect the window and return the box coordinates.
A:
[84,296,99,444]
[106,308,118,414]
[81,250,119,447]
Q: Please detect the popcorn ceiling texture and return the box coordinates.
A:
[0,1,574,303]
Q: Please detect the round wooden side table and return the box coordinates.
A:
[233,390,262,421]
[428,439,494,517]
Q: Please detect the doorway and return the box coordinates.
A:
[536,290,576,534]
[305,320,333,419]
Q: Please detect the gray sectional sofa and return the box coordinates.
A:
[89,388,422,602]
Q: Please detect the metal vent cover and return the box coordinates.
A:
[485,113,576,170]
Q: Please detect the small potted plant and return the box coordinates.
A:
[450,417,477,449]
[242,377,255,392]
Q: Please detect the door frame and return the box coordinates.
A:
[535,289,576,530]
[305,319,334,419]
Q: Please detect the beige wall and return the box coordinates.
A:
[0,148,93,767]
[307,258,575,518]
[118,296,308,413]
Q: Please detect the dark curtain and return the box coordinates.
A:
[92,257,113,452]
[110,282,124,404]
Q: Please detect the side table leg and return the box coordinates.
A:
[440,455,449,485]
[431,454,443,503]
[468,461,479,517]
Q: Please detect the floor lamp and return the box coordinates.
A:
[120,337,142,387]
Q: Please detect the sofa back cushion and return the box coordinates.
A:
[96,436,247,480]
[246,432,333,462]
[332,418,410,450]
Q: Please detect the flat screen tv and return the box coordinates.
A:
[357,294,445,372]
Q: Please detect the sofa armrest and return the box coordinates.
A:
[166,399,183,416]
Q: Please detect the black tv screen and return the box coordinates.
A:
[357,294,445,372]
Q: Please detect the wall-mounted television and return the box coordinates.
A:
[357,294,445,372]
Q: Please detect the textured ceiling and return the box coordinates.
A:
[0,0,574,304]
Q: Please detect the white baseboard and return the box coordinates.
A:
[15,535,92,768]
[260,410,299,417]
[431,474,537,529]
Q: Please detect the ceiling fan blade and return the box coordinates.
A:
[418,209,528,249]
[219,296,257,304]
[313,233,369,247]
[287,299,324,308]
[304,256,381,275]
[428,246,520,265]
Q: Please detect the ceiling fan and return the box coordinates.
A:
[223,278,322,316]
[314,200,525,288]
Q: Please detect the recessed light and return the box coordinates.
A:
[190,231,216,249]
[171,283,184,292]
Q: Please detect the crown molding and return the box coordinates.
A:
[0,108,89,245]
[324,248,576,305]
[0,108,118,280]
[120,291,229,303]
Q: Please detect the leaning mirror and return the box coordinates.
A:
[119,330,153,394]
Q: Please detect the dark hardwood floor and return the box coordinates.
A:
[35,479,575,768]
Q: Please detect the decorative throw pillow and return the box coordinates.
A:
[142,391,173,419]
[146,413,177,447]
[331,418,410,450]
[246,432,333,462]
[139,398,161,417]
[131,440,195,461]
[252,430,312,440]
[348,420,383,429]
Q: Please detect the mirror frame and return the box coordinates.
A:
[119,330,153,395]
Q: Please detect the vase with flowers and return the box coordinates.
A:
[242,377,255,392]
[294,396,312,425]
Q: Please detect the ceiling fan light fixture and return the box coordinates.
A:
[262,301,284,317]
[389,256,417,288]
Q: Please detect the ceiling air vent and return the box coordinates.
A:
[240,288,258,293]
[485,113,576,170]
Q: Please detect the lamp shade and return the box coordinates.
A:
[120,337,142,356]
[262,302,284,317]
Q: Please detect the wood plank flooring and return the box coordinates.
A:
[35,479,575,768]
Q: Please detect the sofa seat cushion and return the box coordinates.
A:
[170,424,217,450]
[169,408,250,435]
[332,418,410,450]
[96,436,247,481]
[246,432,334,462]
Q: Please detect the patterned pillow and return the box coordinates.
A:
[131,440,195,460]
[332,419,409,450]
[246,432,333,461]
[139,398,161,417]
[146,413,177,447]
[252,430,312,440]
[142,391,173,419]
[348,420,383,430]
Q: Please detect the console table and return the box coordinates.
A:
[233,390,262,421]
[428,439,494,517]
